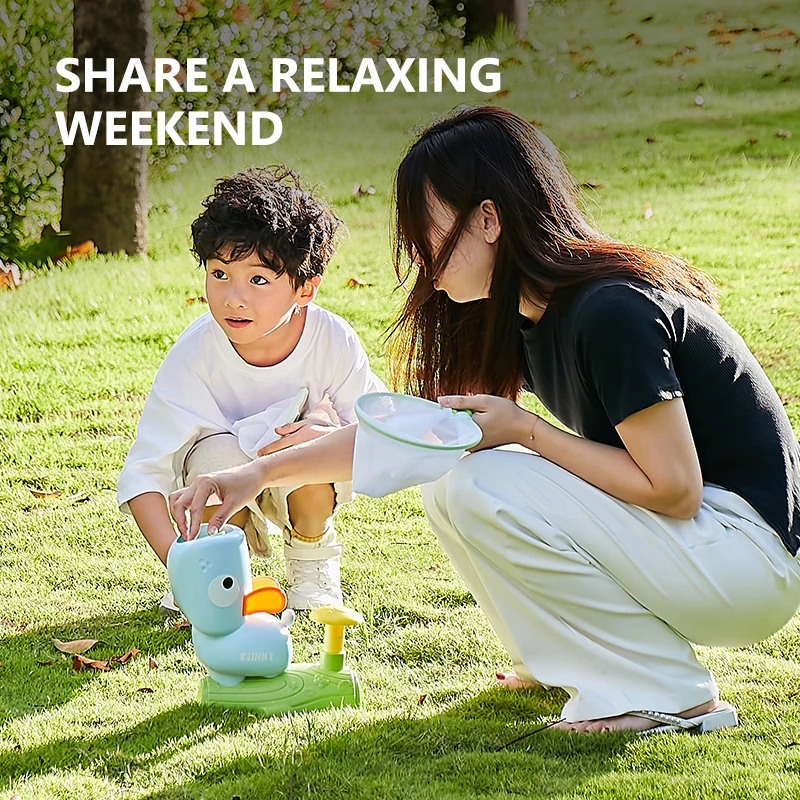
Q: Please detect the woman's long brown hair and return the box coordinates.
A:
[387,105,718,401]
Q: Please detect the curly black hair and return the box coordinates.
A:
[191,166,343,288]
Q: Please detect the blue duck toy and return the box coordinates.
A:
[167,524,295,687]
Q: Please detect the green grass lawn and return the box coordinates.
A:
[2,0,800,797]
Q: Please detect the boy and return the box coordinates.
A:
[117,167,384,609]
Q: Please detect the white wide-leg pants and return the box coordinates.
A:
[421,449,800,722]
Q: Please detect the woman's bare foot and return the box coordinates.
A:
[554,698,720,734]
[495,671,542,690]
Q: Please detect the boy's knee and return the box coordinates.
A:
[288,483,336,508]
[287,484,336,538]
[184,433,250,485]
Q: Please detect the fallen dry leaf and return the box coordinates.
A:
[111,648,140,664]
[53,638,99,654]
[492,88,510,98]
[655,45,695,66]
[172,619,191,630]
[54,240,96,264]
[149,658,158,670]
[0,260,29,291]
[345,277,373,288]
[72,654,110,672]
[643,202,654,220]
[427,563,441,571]
[1,261,31,287]
[747,137,759,145]
[625,32,643,46]
[581,181,603,190]
[759,28,800,41]
[137,687,155,693]
[418,694,427,704]
[29,489,62,500]
[708,25,742,46]
[185,295,208,304]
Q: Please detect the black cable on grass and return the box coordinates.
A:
[495,718,565,750]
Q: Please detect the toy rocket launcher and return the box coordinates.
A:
[167,524,362,716]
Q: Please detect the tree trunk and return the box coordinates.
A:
[61,0,151,255]
[465,0,528,42]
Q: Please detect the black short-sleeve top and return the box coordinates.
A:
[520,278,800,554]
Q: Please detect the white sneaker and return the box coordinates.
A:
[284,529,343,610]
[158,591,181,615]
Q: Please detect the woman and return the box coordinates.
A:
[169,106,800,734]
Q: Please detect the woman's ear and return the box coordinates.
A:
[297,275,322,307]
[479,200,502,244]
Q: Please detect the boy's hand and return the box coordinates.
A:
[257,419,339,457]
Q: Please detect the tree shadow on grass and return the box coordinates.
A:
[0,608,196,723]
[2,618,627,799]
[2,701,257,787]
[137,690,628,800]
[4,685,627,799]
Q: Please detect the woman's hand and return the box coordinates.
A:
[168,460,267,541]
[438,394,537,450]
[257,419,339,457]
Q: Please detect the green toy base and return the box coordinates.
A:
[199,662,360,716]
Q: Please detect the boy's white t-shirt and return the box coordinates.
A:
[117,304,385,513]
